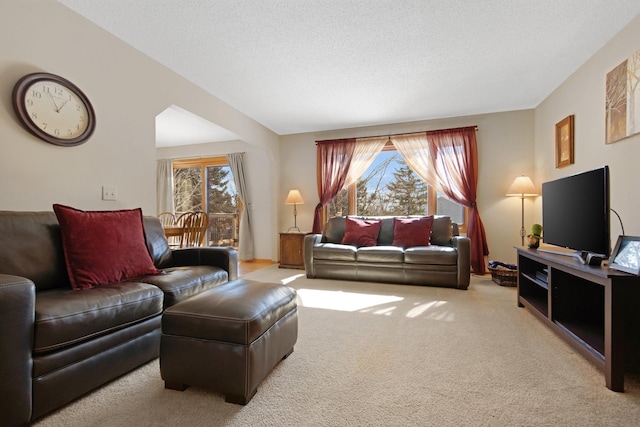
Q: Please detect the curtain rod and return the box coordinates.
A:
[316,125,478,144]
[385,126,478,138]
[162,152,246,161]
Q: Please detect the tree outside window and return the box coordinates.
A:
[328,150,466,230]
[173,157,240,247]
[174,167,202,213]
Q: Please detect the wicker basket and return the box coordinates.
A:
[489,266,517,287]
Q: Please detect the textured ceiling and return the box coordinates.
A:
[59,0,640,143]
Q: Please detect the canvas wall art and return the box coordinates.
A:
[605,49,640,144]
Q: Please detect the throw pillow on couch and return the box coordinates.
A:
[341,217,382,247]
[53,204,160,290]
[338,215,436,248]
[391,216,434,248]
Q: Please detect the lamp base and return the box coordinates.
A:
[288,205,301,233]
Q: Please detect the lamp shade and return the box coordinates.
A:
[506,176,538,197]
[285,189,304,204]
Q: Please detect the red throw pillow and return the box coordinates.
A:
[392,216,434,248]
[341,217,382,247]
[53,204,160,290]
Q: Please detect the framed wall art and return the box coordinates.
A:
[605,49,640,144]
[555,115,574,168]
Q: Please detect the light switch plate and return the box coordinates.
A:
[102,186,117,201]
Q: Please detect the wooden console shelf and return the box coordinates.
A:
[516,247,640,392]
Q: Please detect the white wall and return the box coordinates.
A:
[279,110,535,264]
[534,13,640,246]
[157,141,275,260]
[0,0,279,258]
[279,13,640,265]
[5,0,639,265]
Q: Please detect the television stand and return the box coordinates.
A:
[516,247,640,392]
[537,246,606,266]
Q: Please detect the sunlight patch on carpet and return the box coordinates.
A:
[296,288,403,312]
[406,300,452,320]
[280,273,306,284]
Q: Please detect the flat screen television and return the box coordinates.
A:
[542,166,610,257]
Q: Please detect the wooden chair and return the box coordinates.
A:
[169,212,190,248]
[158,212,181,247]
[157,212,176,227]
[179,211,209,247]
[175,212,190,228]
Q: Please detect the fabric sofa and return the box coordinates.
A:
[304,215,470,289]
[0,209,237,426]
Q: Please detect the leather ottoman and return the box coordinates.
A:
[160,279,298,404]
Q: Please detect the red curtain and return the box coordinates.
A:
[312,139,356,233]
[426,127,489,274]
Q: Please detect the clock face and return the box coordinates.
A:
[24,80,90,139]
[13,73,95,146]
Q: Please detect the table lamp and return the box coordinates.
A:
[506,175,538,246]
[285,189,304,232]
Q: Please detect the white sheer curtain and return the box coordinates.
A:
[227,152,254,261]
[389,133,436,188]
[156,159,174,214]
[344,137,389,187]
[393,128,489,274]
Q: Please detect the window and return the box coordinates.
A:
[327,144,468,231]
[172,157,240,247]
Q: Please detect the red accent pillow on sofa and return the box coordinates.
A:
[341,217,382,247]
[392,216,434,248]
[53,204,160,290]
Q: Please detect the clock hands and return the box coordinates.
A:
[46,91,70,113]
[47,92,60,112]
[57,98,70,112]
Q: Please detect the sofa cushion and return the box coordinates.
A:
[392,216,434,248]
[357,246,405,263]
[33,282,163,354]
[341,217,381,247]
[404,246,458,265]
[321,216,346,243]
[0,211,70,292]
[313,243,357,261]
[320,215,455,246]
[53,204,160,290]
[372,218,392,245]
[140,266,229,308]
[143,216,174,269]
[430,216,453,246]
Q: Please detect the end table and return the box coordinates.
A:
[279,232,306,269]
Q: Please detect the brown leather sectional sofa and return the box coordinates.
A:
[0,211,237,426]
[304,216,470,289]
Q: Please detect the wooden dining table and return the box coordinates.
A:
[163,226,184,239]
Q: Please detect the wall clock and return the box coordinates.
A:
[12,72,96,147]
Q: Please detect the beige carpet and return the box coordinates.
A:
[35,267,640,426]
